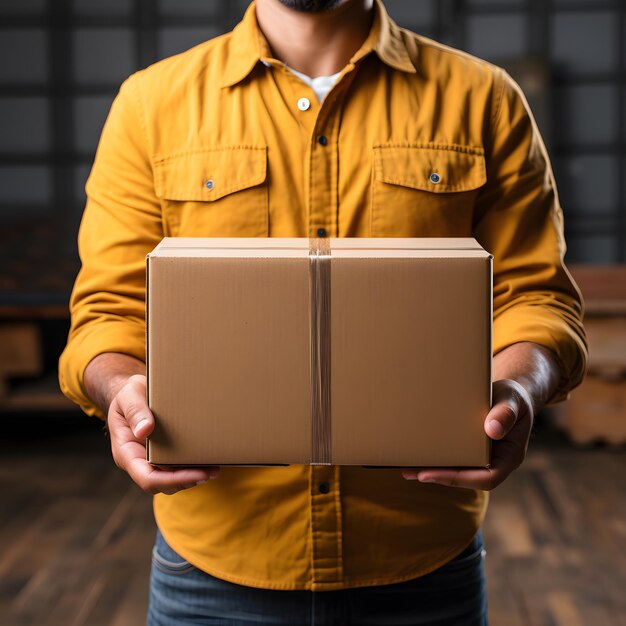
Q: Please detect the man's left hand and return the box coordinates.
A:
[402,341,564,490]
[402,378,534,490]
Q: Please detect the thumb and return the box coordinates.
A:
[485,400,517,439]
[115,376,154,439]
[486,379,531,439]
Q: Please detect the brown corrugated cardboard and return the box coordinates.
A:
[146,237,492,468]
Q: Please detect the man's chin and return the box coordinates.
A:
[277,0,345,13]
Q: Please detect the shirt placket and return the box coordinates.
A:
[277,63,361,588]
[309,464,343,588]
[280,64,358,239]
[308,68,361,589]
[306,92,339,238]
[306,86,344,587]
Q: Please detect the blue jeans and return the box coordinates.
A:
[148,527,488,626]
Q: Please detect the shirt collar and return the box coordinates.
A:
[357,0,417,74]
[220,0,416,89]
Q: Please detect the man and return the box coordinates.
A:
[59,0,587,624]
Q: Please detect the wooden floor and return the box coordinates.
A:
[0,415,624,626]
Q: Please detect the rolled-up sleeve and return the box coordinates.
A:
[473,69,588,405]
[59,72,162,419]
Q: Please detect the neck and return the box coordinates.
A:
[255,0,375,77]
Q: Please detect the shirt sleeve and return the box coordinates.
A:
[58,72,162,419]
[473,68,588,406]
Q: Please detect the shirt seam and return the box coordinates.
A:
[156,177,266,201]
[411,32,503,82]
[127,71,153,166]
[154,145,267,164]
[490,67,507,131]
[372,142,485,155]
[376,179,484,193]
[157,530,483,592]
[333,465,343,580]
[476,67,507,194]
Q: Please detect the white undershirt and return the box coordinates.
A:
[285,65,342,103]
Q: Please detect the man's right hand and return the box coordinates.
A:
[108,374,218,494]
[84,353,218,495]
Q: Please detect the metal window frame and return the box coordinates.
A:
[0,0,623,307]
[430,0,625,262]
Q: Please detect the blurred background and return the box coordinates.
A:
[0,1,624,625]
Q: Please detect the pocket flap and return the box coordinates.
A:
[373,144,486,193]
[155,146,267,201]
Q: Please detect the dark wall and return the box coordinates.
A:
[0,0,624,309]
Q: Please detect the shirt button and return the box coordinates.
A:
[205,179,215,190]
[297,97,310,111]
[317,227,327,237]
[318,482,330,494]
[430,172,441,184]
[317,135,328,146]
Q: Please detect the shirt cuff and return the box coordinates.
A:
[58,321,146,420]
[493,304,588,406]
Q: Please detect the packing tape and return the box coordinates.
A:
[309,238,332,465]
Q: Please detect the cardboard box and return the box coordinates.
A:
[146,237,492,467]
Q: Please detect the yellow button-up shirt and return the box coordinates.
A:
[59,0,587,591]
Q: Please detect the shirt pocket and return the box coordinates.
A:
[155,146,269,237]
[370,144,486,237]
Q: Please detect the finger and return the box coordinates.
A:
[126,456,219,494]
[107,385,221,494]
[110,410,221,493]
[402,466,503,491]
[402,424,528,489]
[115,378,154,439]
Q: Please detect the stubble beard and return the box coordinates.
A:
[277,0,345,13]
